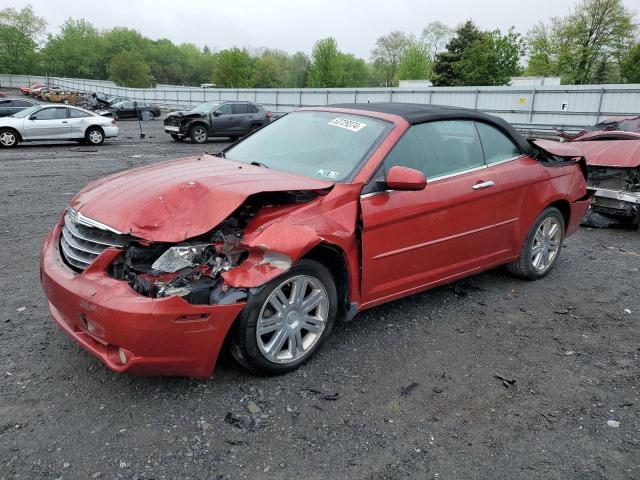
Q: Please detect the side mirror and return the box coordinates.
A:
[28,115,37,120]
[213,110,221,117]
[386,166,426,191]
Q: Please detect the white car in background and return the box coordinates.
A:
[0,104,119,148]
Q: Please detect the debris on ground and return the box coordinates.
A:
[581,210,621,229]
[495,374,516,388]
[607,419,621,428]
[322,392,340,401]
[400,382,420,396]
[224,412,259,431]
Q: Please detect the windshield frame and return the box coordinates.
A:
[11,105,41,118]
[192,102,219,114]
[222,110,394,184]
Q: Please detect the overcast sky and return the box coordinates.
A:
[7,0,640,58]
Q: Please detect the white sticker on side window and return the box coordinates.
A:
[328,117,367,132]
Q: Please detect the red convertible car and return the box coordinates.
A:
[40,104,591,378]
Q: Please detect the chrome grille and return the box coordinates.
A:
[59,209,126,271]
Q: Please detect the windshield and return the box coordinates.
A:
[192,102,218,113]
[11,105,40,118]
[224,111,390,181]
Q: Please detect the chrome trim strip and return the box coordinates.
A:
[68,207,122,235]
[61,225,105,255]
[64,212,126,247]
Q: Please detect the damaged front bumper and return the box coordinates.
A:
[40,222,245,379]
[591,188,640,217]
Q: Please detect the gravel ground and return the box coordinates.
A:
[0,113,639,480]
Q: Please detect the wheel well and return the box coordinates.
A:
[548,200,570,230]
[0,127,22,141]
[302,244,350,319]
[86,125,104,134]
[188,122,209,132]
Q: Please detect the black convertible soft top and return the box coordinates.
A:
[330,102,533,155]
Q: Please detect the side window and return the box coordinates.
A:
[69,108,91,118]
[12,100,33,107]
[231,103,249,114]
[384,120,484,179]
[32,107,67,120]
[475,122,520,163]
[217,104,233,115]
[247,104,259,113]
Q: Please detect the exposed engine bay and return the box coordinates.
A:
[100,191,318,305]
[586,166,640,221]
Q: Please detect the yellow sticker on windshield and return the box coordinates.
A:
[328,118,367,132]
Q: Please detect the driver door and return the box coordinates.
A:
[23,107,71,140]
[360,120,501,307]
[211,103,236,134]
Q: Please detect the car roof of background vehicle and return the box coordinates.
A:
[331,102,533,154]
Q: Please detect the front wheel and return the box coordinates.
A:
[230,259,337,374]
[507,207,565,280]
[190,125,208,144]
[0,128,19,148]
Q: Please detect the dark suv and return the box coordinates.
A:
[164,101,271,143]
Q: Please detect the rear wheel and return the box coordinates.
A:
[507,207,565,280]
[230,259,337,374]
[0,128,19,148]
[190,125,208,144]
[85,126,105,146]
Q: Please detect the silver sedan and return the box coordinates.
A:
[0,104,119,148]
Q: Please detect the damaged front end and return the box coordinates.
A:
[587,166,640,223]
[59,191,321,306]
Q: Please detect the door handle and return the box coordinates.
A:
[61,121,68,123]
[472,180,495,190]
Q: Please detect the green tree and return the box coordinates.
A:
[179,43,216,86]
[421,21,453,64]
[336,53,369,87]
[397,42,431,80]
[431,21,484,86]
[213,48,252,87]
[253,53,283,87]
[621,43,640,82]
[432,21,523,86]
[371,31,413,86]
[307,37,340,87]
[283,51,309,87]
[40,19,103,78]
[108,50,153,87]
[148,38,187,84]
[0,5,46,74]
[525,0,636,84]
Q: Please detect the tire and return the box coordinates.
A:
[230,259,337,375]
[507,207,565,280]
[85,126,105,146]
[170,134,184,142]
[190,125,208,144]
[0,128,19,148]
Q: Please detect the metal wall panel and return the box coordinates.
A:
[27,76,640,130]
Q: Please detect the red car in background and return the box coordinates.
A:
[20,83,46,96]
[40,103,591,378]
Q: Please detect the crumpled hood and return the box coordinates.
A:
[570,140,640,168]
[166,110,204,119]
[70,155,333,242]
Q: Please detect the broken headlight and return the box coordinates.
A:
[151,244,209,273]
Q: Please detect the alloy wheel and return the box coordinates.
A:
[0,131,16,147]
[256,275,329,364]
[531,217,561,272]
[88,130,103,144]
[192,127,207,143]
